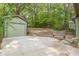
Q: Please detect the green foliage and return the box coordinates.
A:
[0,3,75,35]
[0,4,12,37]
[27,4,65,29]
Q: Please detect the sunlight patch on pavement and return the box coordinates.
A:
[5,40,20,48]
[46,47,60,55]
[29,37,39,41]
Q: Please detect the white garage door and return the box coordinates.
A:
[4,17,27,37]
[6,23,27,37]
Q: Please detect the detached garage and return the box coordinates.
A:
[4,15,28,37]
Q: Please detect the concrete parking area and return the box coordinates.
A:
[0,36,79,56]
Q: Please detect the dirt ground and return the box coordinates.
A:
[28,28,75,40]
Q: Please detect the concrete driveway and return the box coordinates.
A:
[0,36,79,56]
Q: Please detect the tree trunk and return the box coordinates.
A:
[46,3,51,28]
[16,3,21,15]
[73,3,79,17]
[32,3,38,27]
[0,35,3,49]
[63,3,69,30]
